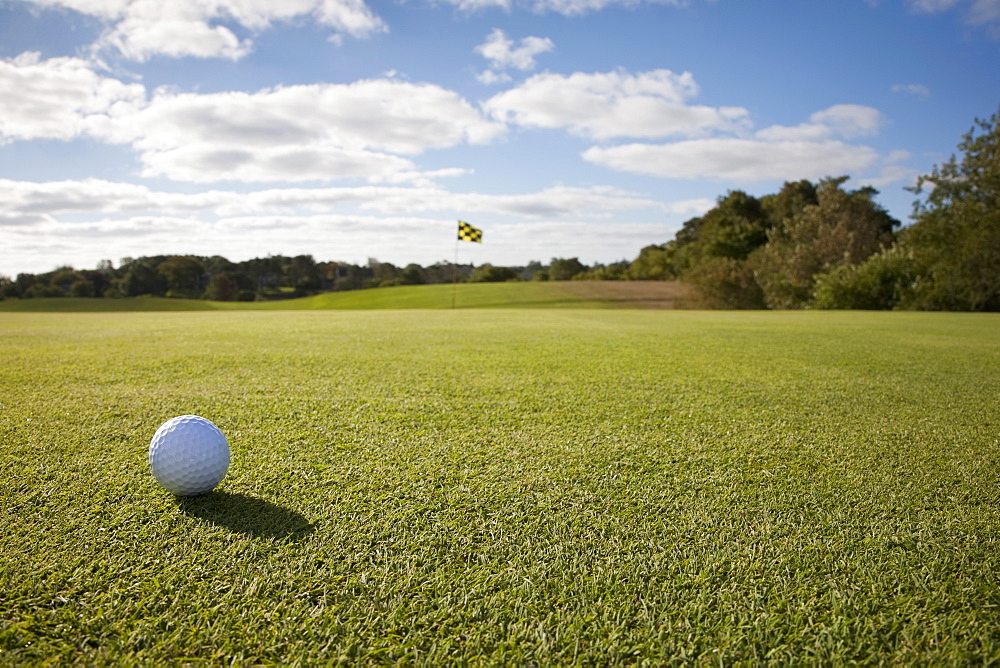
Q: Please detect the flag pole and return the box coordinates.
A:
[452,235,459,309]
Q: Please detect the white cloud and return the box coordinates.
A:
[0,52,145,143]
[18,0,387,61]
[579,104,893,184]
[483,69,751,140]
[892,83,931,98]
[755,104,885,142]
[476,29,554,70]
[583,139,881,182]
[0,178,670,222]
[907,0,963,10]
[477,70,512,85]
[1,54,504,183]
[903,0,1000,34]
[435,0,684,16]
[2,212,679,274]
[0,178,691,273]
[103,80,505,182]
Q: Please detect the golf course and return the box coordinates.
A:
[2,288,999,663]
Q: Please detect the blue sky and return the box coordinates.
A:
[1,0,998,276]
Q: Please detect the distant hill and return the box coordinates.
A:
[0,281,694,312]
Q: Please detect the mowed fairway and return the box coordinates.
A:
[2,309,999,663]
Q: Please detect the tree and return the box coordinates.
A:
[470,264,519,282]
[204,273,239,301]
[401,264,427,285]
[753,177,898,309]
[157,256,205,298]
[548,257,586,281]
[696,190,770,261]
[628,245,673,280]
[50,267,80,294]
[120,259,167,297]
[0,274,15,299]
[812,245,917,310]
[760,180,819,229]
[813,110,1000,311]
[900,109,1000,310]
[685,257,766,309]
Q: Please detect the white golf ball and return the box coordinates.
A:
[149,415,230,496]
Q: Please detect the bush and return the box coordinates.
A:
[470,264,519,283]
[71,279,95,298]
[684,257,766,309]
[813,246,910,310]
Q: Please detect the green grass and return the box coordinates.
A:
[0,280,692,312]
[2,310,999,663]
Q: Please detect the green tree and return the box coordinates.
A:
[71,279,95,297]
[157,256,205,298]
[685,257,766,309]
[204,273,239,301]
[401,264,427,285]
[50,267,80,294]
[548,257,586,281]
[812,245,917,310]
[0,274,16,299]
[753,177,898,309]
[696,190,770,261]
[120,259,167,297]
[900,109,1000,310]
[760,180,819,229]
[470,264,519,282]
[628,245,673,280]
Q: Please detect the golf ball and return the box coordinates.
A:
[149,415,230,496]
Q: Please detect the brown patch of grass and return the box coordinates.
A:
[549,280,697,309]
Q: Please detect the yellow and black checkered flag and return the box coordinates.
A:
[457,220,483,243]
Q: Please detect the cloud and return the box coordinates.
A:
[902,0,1000,34]
[583,139,881,182]
[892,83,931,98]
[108,80,505,182]
[483,69,750,140]
[0,52,145,143]
[0,178,671,222]
[19,0,387,61]
[435,0,685,16]
[754,104,885,142]
[579,104,893,184]
[0,178,692,272]
[0,54,506,183]
[476,29,554,70]
[477,70,512,85]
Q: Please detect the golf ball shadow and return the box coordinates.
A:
[176,491,315,541]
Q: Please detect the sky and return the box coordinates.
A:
[1,0,998,277]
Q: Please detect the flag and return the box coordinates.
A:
[458,220,483,243]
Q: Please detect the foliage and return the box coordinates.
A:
[900,109,1000,311]
[814,109,1000,311]
[470,263,520,283]
[812,245,918,310]
[753,178,898,309]
[684,257,766,309]
[2,310,999,663]
[627,244,673,280]
[547,257,587,281]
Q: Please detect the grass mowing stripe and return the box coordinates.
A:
[1,310,999,663]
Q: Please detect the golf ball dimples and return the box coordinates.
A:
[149,415,229,496]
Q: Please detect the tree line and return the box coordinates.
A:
[0,253,611,301]
[3,109,996,310]
[625,109,999,311]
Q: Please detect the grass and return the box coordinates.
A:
[0,280,693,312]
[2,309,999,663]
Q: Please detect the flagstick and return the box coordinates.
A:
[452,236,459,309]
